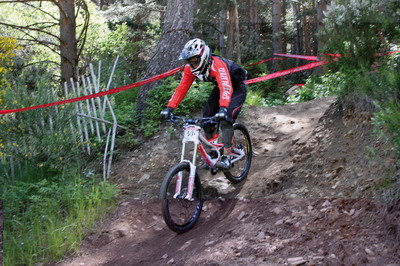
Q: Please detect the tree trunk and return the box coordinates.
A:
[157,0,167,28]
[218,8,226,55]
[310,1,318,56]
[293,1,303,67]
[226,0,240,62]
[272,0,284,71]
[136,0,194,119]
[314,0,328,74]
[302,3,311,56]
[281,0,287,55]
[316,0,328,54]
[246,0,260,59]
[247,0,260,34]
[59,0,78,83]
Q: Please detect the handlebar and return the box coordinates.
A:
[164,115,218,125]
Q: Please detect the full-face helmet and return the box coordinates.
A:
[178,38,211,75]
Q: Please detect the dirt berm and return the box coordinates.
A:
[59,97,400,265]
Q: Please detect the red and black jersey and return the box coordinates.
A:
[167,55,247,109]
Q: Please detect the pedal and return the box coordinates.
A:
[210,168,218,175]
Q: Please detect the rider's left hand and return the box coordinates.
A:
[215,107,228,121]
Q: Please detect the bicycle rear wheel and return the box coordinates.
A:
[224,123,252,183]
[160,162,203,233]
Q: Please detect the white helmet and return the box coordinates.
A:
[178,38,211,75]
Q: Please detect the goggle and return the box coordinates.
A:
[185,56,201,67]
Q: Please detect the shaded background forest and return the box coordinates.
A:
[0,0,399,265]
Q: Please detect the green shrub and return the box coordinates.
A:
[0,75,120,265]
[287,71,342,103]
[245,90,268,107]
[141,77,213,137]
[2,177,117,265]
[0,82,85,181]
[177,81,214,114]
[373,101,400,155]
[329,55,399,105]
[247,78,286,98]
[265,92,287,106]
[320,0,393,70]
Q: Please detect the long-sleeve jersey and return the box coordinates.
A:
[167,55,247,109]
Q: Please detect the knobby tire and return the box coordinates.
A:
[223,123,253,183]
[160,162,204,233]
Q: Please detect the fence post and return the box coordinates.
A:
[103,129,111,181]
[71,79,91,155]
[83,76,102,142]
[89,63,107,134]
[65,82,84,151]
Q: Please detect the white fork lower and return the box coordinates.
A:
[173,160,197,201]
[173,171,183,199]
[185,161,197,201]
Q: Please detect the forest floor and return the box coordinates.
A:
[58,97,400,265]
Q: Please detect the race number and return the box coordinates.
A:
[183,126,200,143]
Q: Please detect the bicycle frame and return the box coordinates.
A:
[174,122,245,201]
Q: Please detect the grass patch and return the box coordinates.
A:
[2,177,118,265]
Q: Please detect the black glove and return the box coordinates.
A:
[160,107,174,120]
[215,107,228,121]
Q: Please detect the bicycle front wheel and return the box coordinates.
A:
[160,162,203,233]
[224,123,252,183]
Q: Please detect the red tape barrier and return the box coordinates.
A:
[245,57,285,67]
[273,53,319,61]
[246,60,328,85]
[0,66,184,115]
[2,50,398,115]
[377,50,400,56]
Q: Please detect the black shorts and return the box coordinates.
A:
[203,82,247,124]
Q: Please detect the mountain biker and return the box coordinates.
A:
[160,38,247,169]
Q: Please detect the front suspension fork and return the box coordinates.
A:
[173,142,198,201]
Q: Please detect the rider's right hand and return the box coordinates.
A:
[160,107,174,120]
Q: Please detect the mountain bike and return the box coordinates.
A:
[160,115,252,233]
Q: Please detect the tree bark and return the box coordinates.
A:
[293,1,303,67]
[302,2,312,56]
[136,0,194,119]
[226,0,240,62]
[281,0,287,55]
[246,0,260,58]
[314,0,329,74]
[218,8,226,55]
[316,0,328,54]
[272,0,284,71]
[59,0,78,83]
[247,0,259,34]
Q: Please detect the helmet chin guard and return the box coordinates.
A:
[178,38,211,76]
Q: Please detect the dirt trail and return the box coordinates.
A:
[58,97,400,265]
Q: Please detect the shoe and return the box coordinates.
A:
[215,155,231,170]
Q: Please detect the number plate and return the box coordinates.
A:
[183,126,200,143]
